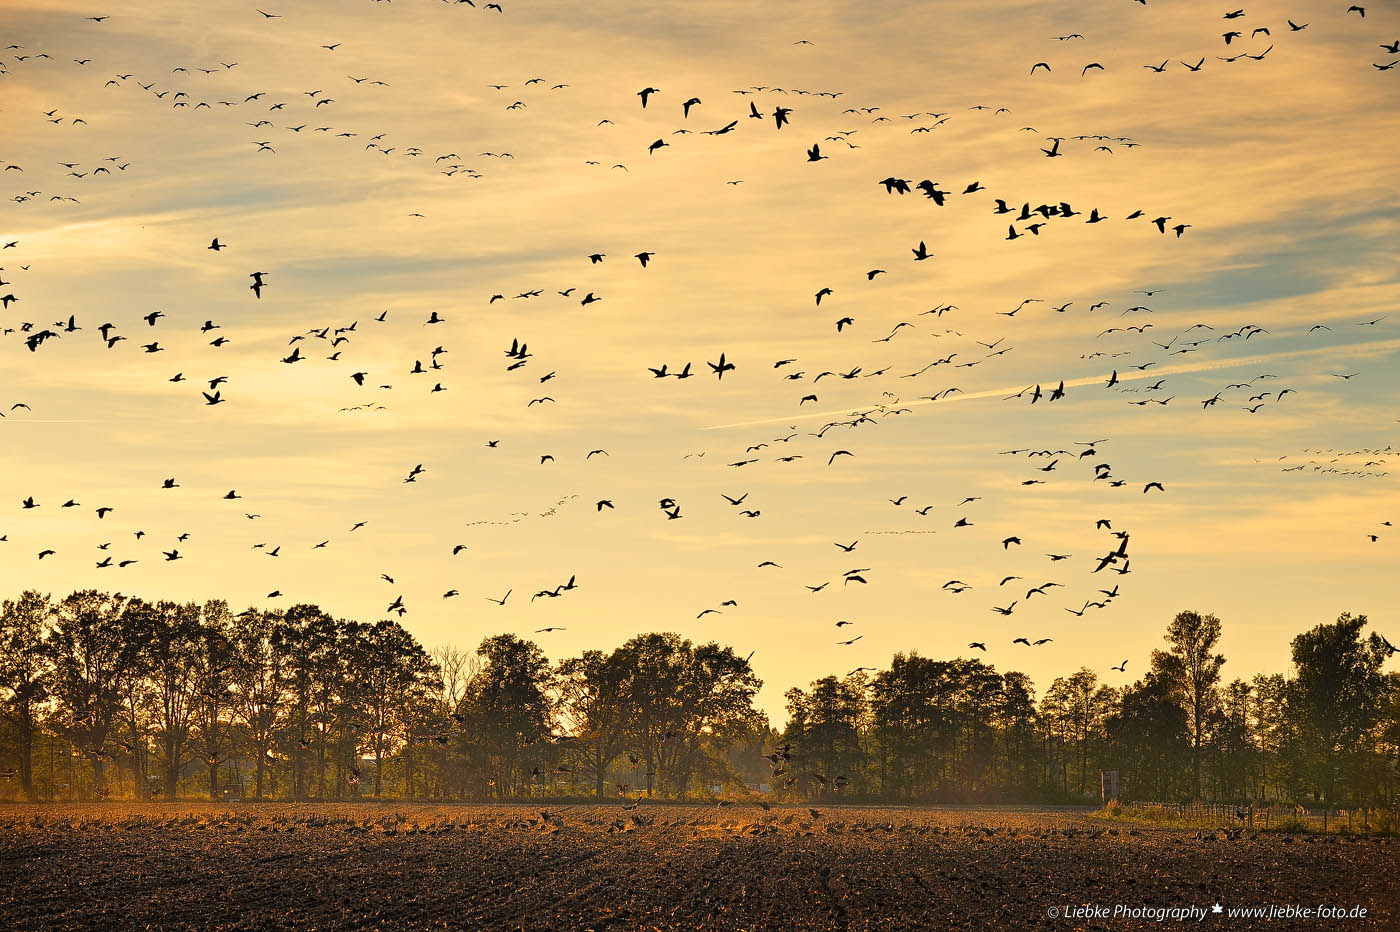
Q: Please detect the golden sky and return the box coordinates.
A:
[2,0,1398,721]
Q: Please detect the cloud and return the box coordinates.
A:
[2,0,1398,723]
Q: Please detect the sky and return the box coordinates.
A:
[2,0,1398,724]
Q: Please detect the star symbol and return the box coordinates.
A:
[1212,903,1223,914]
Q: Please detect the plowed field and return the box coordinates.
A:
[1,803,1395,930]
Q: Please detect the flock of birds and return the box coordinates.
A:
[1,3,1397,702]
[3,803,1372,842]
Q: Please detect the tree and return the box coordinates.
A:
[556,649,633,799]
[463,634,554,797]
[611,633,761,797]
[870,653,948,799]
[229,608,291,800]
[144,599,204,798]
[44,591,144,798]
[1059,668,1115,796]
[426,645,477,799]
[6,585,1399,808]
[996,671,1039,793]
[784,675,867,798]
[956,660,1006,795]
[323,620,368,800]
[1288,613,1389,807]
[398,690,442,799]
[1105,671,1190,801]
[0,591,53,800]
[1152,610,1225,798]
[354,620,437,797]
[112,626,155,800]
[280,605,338,798]
[190,601,235,798]
[1249,673,1299,802]
[1211,679,1256,801]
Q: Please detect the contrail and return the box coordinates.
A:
[703,336,1400,430]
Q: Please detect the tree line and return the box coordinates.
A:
[785,611,1398,808]
[0,590,1395,807]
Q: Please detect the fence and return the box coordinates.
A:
[1114,800,1400,833]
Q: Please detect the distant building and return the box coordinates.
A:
[1100,770,1120,803]
[713,782,771,795]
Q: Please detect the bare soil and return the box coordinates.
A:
[0,803,1394,930]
